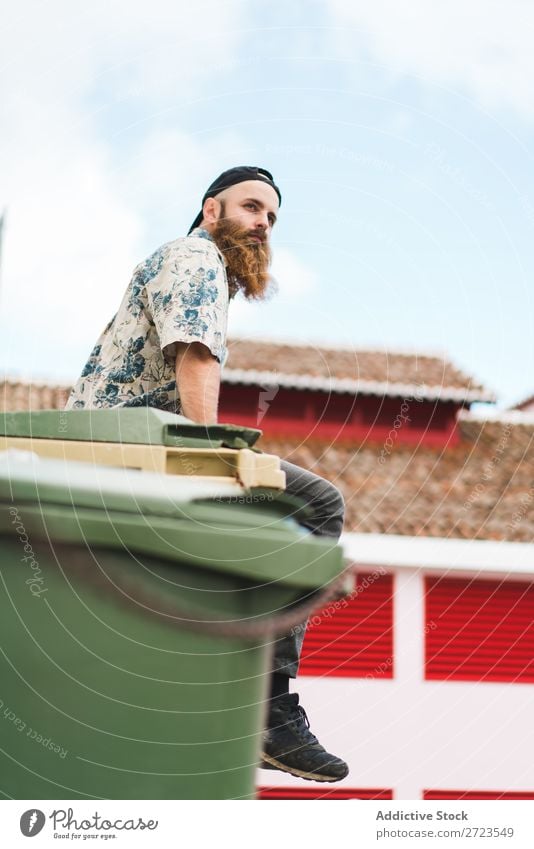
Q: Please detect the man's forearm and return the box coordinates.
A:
[175,342,221,424]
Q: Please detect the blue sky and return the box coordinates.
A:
[2,0,533,408]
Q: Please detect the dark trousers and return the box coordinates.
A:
[272,459,345,679]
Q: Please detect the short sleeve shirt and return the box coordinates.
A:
[65,228,229,413]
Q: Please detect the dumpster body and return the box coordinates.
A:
[0,412,346,799]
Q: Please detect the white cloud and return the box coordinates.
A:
[0,98,143,379]
[270,247,319,298]
[1,0,245,107]
[326,0,534,117]
[0,0,249,380]
[228,246,319,338]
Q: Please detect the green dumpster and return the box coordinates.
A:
[0,412,347,800]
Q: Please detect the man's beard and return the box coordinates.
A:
[211,206,274,300]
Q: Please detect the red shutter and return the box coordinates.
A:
[299,572,394,678]
[425,576,534,683]
[425,790,534,800]
[258,786,393,799]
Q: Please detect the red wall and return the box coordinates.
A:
[258,786,393,799]
[219,384,460,447]
[425,790,534,800]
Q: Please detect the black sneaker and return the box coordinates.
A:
[260,693,349,782]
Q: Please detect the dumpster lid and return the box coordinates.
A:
[0,409,262,449]
[0,450,309,525]
[0,451,246,518]
[0,451,344,595]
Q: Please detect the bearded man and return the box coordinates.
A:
[66,166,349,783]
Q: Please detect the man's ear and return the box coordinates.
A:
[202,197,222,225]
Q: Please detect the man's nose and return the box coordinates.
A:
[255,211,270,230]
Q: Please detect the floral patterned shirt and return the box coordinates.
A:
[66,228,229,412]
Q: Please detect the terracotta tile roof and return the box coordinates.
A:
[511,393,534,412]
[0,379,71,412]
[2,376,529,544]
[225,338,495,404]
[258,416,534,543]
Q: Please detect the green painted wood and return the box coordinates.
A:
[0,408,262,448]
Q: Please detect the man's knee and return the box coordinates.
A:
[280,460,345,537]
[313,478,345,539]
[322,479,345,521]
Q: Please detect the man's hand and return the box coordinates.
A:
[174,341,221,424]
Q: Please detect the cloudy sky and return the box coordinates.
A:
[2,0,533,408]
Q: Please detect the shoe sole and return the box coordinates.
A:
[260,752,347,782]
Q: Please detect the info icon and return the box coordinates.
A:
[20,810,46,837]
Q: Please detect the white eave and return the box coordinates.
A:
[342,532,534,576]
[221,368,496,404]
[459,408,534,426]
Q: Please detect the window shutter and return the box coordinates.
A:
[425,576,534,683]
[299,572,394,678]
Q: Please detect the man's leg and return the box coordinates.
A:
[262,459,349,782]
[271,459,345,679]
